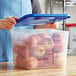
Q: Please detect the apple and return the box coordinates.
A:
[53,46,64,52]
[52,33,63,43]
[26,35,38,47]
[15,55,25,67]
[37,59,44,67]
[16,55,38,69]
[26,57,38,69]
[38,34,49,39]
[13,45,20,54]
[42,37,54,50]
[32,46,46,57]
[43,51,53,67]
[33,34,41,43]
[18,45,30,58]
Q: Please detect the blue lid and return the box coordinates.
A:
[15,14,70,26]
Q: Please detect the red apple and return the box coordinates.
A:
[15,55,25,67]
[53,46,64,52]
[38,34,49,39]
[32,46,46,57]
[37,59,44,67]
[13,45,20,54]
[42,37,54,50]
[33,34,41,43]
[18,45,30,58]
[26,35,38,47]
[52,33,63,43]
[43,51,53,67]
[26,57,38,69]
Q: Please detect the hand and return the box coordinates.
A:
[0,17,17,30]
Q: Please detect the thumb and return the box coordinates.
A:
[12,17,19,20]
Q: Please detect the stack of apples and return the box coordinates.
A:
[13,33,64,69]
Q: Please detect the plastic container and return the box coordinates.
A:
[11,14,70,70]
[11,29,69,70]
[66,24,76,49]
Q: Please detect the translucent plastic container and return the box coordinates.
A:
[66,24,76,49]
[11,29,69,70]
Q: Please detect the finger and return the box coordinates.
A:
[1,26,10,30]
[3,21,15,29]
[6,17,16,24]
[4,25,13,30]
[6,22,15,27]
